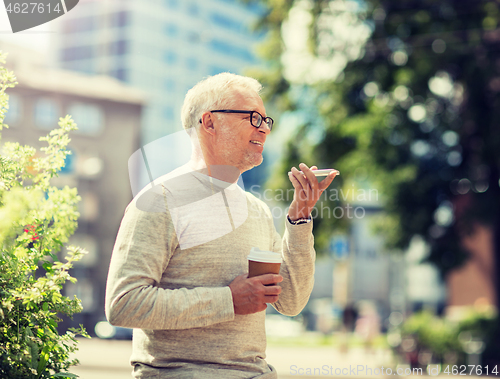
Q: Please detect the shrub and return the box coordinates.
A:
[397,308,498,367]
[0,51,89,379]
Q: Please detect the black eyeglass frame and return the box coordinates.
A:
[205,109,274,131]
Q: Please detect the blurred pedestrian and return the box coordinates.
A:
[355,301,381,353]
[340,302,358,353]
[342,303,358,332]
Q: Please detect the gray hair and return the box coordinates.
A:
[181,72,262,130]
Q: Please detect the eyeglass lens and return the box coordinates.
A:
[251,112,261,127]
[251,112,273,130]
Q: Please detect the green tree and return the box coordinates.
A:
[0,51,89,378]
[253,0,500,364]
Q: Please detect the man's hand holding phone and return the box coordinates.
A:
[287,163,339,221]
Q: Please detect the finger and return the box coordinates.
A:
[288,173,307,202]
[299,163,319,189]
[264,285,282,296]
[318,171,338,192]
[300,163,321,201]
[256,274,283,286]
[289,174,311,205]
[291,166,311,192]
[290,166,307,184]
[311,165,318,170]
[288,171,303,191]
[264,295,279,303]
[290,169,309,202]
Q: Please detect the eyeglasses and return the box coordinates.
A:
[210,110,274,131]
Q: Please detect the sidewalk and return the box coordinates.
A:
[69,338,393,378]
[68,338,486,379]
[69,339,132,379]
[267,345,394,378]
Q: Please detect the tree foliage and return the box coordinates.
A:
[0,51,88,379]
[255,0,500,276]
[253,0,500,363]
[398,308,497,367]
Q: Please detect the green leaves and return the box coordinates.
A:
[399,309,498,364]
[35,116,78,192]
[51,372,79,378]
[258,0,500,277]
[0,51,18,133]
[0,51,88,378]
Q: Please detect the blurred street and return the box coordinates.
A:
[67,337,480,379]
[69,337,392,378]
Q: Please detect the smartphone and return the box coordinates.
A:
[288,169,340,177]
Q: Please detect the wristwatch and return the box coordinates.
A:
[287,215,312,225]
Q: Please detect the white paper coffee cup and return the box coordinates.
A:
[248,247,282,278]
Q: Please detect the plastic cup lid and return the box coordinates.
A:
[247,247,282,263]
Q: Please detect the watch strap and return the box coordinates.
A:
[287,215,312,225]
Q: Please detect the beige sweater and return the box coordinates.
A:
[105,169,316,378]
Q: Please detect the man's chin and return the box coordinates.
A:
[251,154,264,168]
[241,155,263,173]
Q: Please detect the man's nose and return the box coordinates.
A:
[258,123,271,135]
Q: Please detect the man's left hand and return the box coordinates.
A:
[287,163,338,221]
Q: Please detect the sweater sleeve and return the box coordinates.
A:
[105,193,235,330]
[272,219,316,316]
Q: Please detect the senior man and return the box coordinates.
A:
[105,73,338,378]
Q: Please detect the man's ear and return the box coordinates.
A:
[200,112,216,135]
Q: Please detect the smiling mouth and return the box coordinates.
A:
[250,140,263,146]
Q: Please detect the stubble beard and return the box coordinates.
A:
[218,123,263,173]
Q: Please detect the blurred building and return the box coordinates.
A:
[446,223,496,310]
[52,0,268,192]
[0,42,144,333]
[52,0,263,145]
[306,183,447,333]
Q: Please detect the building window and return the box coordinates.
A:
[110,11,128,27]
[78,155,104,177]
[79,192,100,221]
[63,60,94,74]
[34,98,61,129]
[164,106,174,120]
[4,93,22,125]
[165,79,176,91]
[61,45,93,61]
[65,279,96,312]
[110,68,128,82]
[186,57,198,71]
[164,51,178,65]
[186,2,199,16]
[69,234,98,267]
[209,39,254,62]
[186,31,200,44]
[109,40,128,55]
[209,66,227,76]
[165,23,179,37]
[209,13,244,33]
[68,103,104,136]
[60,147,76,175]
[62,17,95,33]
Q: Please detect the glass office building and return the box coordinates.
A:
[55,0,264,145]
[54,0,267,191]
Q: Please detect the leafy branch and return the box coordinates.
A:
[0,50,89,379]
